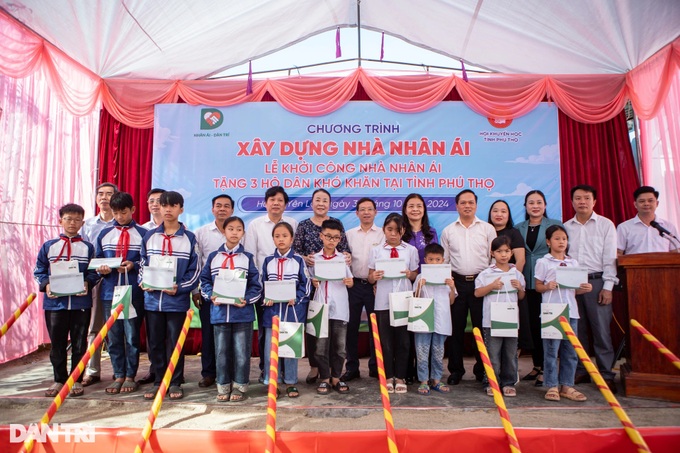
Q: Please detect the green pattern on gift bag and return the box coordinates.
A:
[112,286,133,319]
[280,323,304,358]
[306,303,327,338]
[393,310,409,320]
[491,320,518,330]
[407,298,435,332]
[541,304,570,339]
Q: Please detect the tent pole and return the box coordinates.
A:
[357,0,362,67]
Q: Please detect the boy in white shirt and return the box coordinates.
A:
[310,219,354,394]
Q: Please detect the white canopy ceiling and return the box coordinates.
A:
[2,0,679,79]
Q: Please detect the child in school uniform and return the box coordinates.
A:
[413,243,456,395]
[95,192,148,394]
[34,203,100,398]
[309,219,354,395]
[535,225,592,402]
[200,216,262,402]
[475,235,526,397]
[139,191,200,401]
[261,222,311,398]
[368,213,419,394]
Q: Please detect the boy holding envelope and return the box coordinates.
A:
[139,191,200,401]
[34,203,100,398]
[309,219,354,395]
[95,191,148,394]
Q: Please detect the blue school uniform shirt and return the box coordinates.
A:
[138,223,201,312]
[534,254,580,319]
[475,264,526,328]
[34,234,99,310]
[413,274,454,335]
[310,250,353,322]
[261,248,311,328]
[95,220,148,301]
[200,243,262,324]
[368,241,419,311]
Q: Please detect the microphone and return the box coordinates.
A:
[650,220,674,238]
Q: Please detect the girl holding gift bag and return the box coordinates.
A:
[200,216,262,403]
[261,222,311,398]
[475,236,526,397]
[535,225,591,402]
[368,213,419,394]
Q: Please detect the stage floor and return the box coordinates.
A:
[0,349,678,432]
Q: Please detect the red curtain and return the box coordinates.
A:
[558,110,639,225]
[97,107,154,223]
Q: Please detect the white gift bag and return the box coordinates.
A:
[407,297,435,333]
[306,286,329,338]
[112,270,137,319]
[490,288,518,337]
[279,307,305,359]
[541,289,570,340]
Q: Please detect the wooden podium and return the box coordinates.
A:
[618,253,680,402]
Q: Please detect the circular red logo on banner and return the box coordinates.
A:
[487,117,513,128]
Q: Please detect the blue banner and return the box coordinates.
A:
[153,102,560,232]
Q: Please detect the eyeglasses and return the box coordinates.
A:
[148,198,161,205]
[357,208,375,213]
[322,234,342,242]
[61,217,83,223]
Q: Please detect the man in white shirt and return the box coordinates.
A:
[564,185,618,392]
[617,186,679,254]
[244,186,298,378]
[440,190,496,385]
[192,194,235,388]
[81,182,117,387]
[141,188,166,230]
[138,188,166,385]
[341,198,385,381]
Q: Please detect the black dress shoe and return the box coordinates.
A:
[199,376,216,387]
[447,374,462,385]
[340,370,360,382]
[138,373,155,385]
[574,374,591,384]
[604,378,618,394]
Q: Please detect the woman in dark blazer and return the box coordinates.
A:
[515,190,563,386]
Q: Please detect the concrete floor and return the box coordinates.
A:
[0,348,678,432]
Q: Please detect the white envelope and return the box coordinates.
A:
[314,260,346,281]
[420,264,451,285]
[265,280,296,303]
[375,258,407,279]
[88,257,123,270]
[556,267,588,289]
[149,255,177,273]
[488,271,519,293]
[141,266,175,290]
[49,273,85,296]
[213,269,247,304]
[50,260,79,276]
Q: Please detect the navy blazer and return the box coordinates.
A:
[515,217,563,290]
